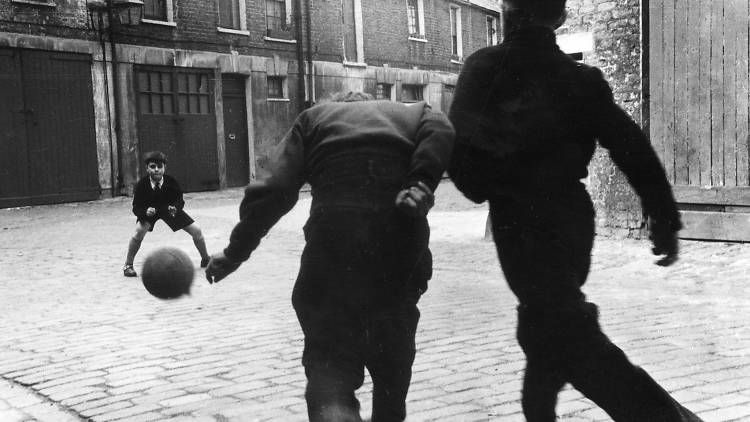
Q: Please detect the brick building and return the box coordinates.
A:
[0,0,501,207]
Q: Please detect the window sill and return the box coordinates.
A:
[408,36,427,43]
[450,59,463,64]
[12,0,55,7]
[141,19,176,27]
[267,98,290,102]
[264,36,297,44]
[343,61,367,68]
[217,27,250,36]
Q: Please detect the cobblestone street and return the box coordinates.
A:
[1,181,749,421]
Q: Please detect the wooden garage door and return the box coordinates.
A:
[0,48,99,208]
[649,0,750,241]
[136,66,219,192]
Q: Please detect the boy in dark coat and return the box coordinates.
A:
[123,151,210,277]
[448,0,702,421]
[205,91,454,422]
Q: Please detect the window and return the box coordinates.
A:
[449,5,463,58]
[342,0,364,63]
[267,76,285,99]
[486,15,498,46]
[401,84,423,103]
[406,0,425,38]
[138,69,211,115]
[266,0,293,38]
[138,71,174,115]
[177,73,210,114]
[219,0,247,32]
[143,0,167,21]
[376,83,393,100]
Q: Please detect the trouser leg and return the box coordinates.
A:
[366,302,420,422]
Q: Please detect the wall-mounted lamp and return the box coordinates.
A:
[87,0,145,27]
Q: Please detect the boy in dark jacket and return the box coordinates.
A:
[449,0,702,421]
[123,151,210,277]
[205,92,454,422]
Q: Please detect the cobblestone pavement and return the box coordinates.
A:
[1,181,749,422]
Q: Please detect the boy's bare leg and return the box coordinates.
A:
[124,222,151,276]
[183,223,210,265]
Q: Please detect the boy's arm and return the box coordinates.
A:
[165,176,185,210]
[206,117,307,283]
[131,180,149,219]
[405,104,456,193]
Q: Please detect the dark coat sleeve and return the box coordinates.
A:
[223,117,306,262]
[405,104,455,193]
[163,175,185,210]
[447,49,499,203]
[132,178,149,219]
[586,68,682,230]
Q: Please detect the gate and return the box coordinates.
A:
[649,0,750,241]
[136,66,218,192]
[0,48,99,208]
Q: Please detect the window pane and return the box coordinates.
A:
[219,0,240,29]
[178,94,188,113]
[200,95,209,114]
[177,74,187,93]
[144,0,166,20]
[267,77,283,98]
[162,94,173,114]
[189,95,199,113]
[138,72,148,93]
[199,75,208,93]
[149,72,159,92]
[160,72,171,93]
[139,93,150,114]
[151,94,161,114]
[407,0,419,35]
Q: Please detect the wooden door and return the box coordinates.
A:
[0,48,99,208]
[221,75,250,187]
[649,0,750,241]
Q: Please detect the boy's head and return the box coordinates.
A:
[503,0,567,31]
[329,91,375,103]
[143,151,167,182]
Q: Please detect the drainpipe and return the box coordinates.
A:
[293,0,306,114]
[106,0,125,195]
[97,11,117,197]
[304,0,313,106]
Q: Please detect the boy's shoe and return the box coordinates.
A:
[123,264,137,277]
[200,257,210,268]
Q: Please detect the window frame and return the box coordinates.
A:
[486,15,498,46]
[400,84,424,103]
[141,0,175,26]
[376,83,394,101]
[266,75,287,100]
[265,0,294,40]
[449,5,463,60]
[217,0,248,33]
[406,0,426,40]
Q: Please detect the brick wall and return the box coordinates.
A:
[562,0,647,237]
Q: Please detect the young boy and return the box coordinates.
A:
[123,151,210,277]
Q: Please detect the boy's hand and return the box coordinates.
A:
[205,252,241,284]
[146,207,156,217]
[168,205,177,217]
[395,182,434,218]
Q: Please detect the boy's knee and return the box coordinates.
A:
[133,224,150,240]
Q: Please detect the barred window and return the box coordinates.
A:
[376,83,393,100]
[267,76,285,99]
[401,84,423,103]
[138,71,173,115]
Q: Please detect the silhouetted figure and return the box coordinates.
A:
[449,1,702,421]
[206,92,454,422]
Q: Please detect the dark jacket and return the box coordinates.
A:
[132,174,185,220]
[448,25,681,229]
[223,100,455,262]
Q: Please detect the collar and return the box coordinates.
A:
[150,179,163,190]
[504,25,558,50]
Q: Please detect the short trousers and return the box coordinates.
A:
[137,209,194,232]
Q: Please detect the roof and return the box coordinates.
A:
[468,0,502,13]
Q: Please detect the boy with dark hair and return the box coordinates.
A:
[449,0,703,421]
[123,151,210,277]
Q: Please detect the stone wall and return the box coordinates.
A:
[562,0,647,237]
